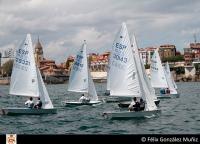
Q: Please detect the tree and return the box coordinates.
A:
[194,63,200,72]
[174,67,185,75]
[162,55,184,63]
[144,64,150,69]
[1,59,13,76]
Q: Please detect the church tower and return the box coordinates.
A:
[34,37,44,67]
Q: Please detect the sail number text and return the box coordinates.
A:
[113,54,127,63]
[73,54,83,71]
[16,58,30,65]
[115,43,127,50]
[17,49,29,55]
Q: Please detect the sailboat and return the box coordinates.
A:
[150,49,179,99]
[118,34,160,108]
[64,41,101,106]
[162,62,179,98]
[105,24,159,105]
[103,23,160,119]
[1,34,56,115]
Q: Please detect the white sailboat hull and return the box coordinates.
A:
[104,96,132,103]
[118,99,160,108]
[64,100,102,106]
[0,107,57,115]
[157,93,180,99]
[103,109,161,119]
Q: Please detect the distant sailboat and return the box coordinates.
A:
[103,23,160,119]
[150,49,179,99]
[163,62,178,95]
[1,34,56,115]
[64,41,101,106]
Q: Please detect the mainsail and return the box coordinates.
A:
[9,34,39,97]
[109,22,140,97]
[68,42,88,93]
[68,41,98,100]
[150,48,168,88]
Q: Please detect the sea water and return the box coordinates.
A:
[0,82,200,134]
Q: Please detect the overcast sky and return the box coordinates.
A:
[0,0,200,63]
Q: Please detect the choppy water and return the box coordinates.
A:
[0,82,200,134]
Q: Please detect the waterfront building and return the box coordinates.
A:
[184,48,193,66]
[190,43,200,62]
[138,48,147,65]
[34,37,44,67]
[34,37,68,83]
[138,47,157,65]
[89,52,109,72]
[158,44,176,61]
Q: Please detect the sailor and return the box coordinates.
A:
[25,97,34,108]
[79,94,90,103]
[128,97,140,111]
[139,98,145,111]
[166,88,170,94]
[34,97,42,109]
[160,88,166,94]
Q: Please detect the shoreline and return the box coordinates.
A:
[1,77,200,85]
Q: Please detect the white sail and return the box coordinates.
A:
[163,62,178,94]
[68,42,88,93]
[171,72,178,89]
[68,41,98,102]
[37,67,54,108]
[106,57,110,91]
[109,22,140,97]
[131,34,157,111]
[150,48,168,88]
[9,34,39,97]
[88,70,98,101]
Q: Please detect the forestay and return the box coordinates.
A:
[9,34,39,97]
[150,48,168,88]
[109,22,140,97]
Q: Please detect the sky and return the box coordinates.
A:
[0,0,200,64]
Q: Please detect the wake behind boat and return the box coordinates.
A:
[64,41,101,107]
[1,34,56,115]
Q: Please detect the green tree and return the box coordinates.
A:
[174,67,185,75]
[194,63,200,72]
[162,55,184,63]
[145,64,150,69]
[1,59,13,76]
